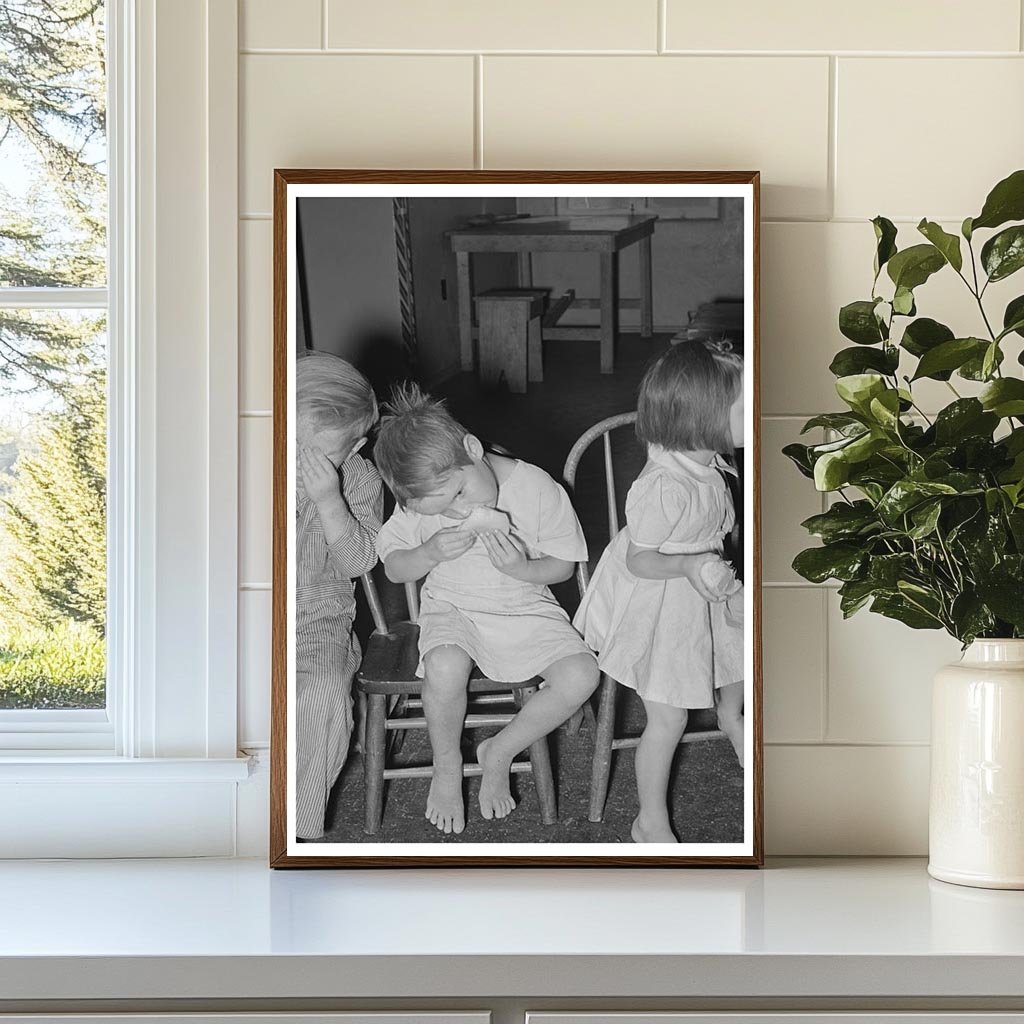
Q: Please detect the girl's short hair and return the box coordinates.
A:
[374,382,472,505]
[296,352,378,451]
[636,339,743,454]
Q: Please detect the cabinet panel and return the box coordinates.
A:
[528,1016,1024,1024]
[0,1015,490,1024]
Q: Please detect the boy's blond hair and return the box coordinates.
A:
[295,351,377,450]
[374,382,472,505]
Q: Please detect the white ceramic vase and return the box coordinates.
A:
[929,639,1024,889]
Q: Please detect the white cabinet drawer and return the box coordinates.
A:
[0,1016,490,1024]
[527,1016,1024,1024]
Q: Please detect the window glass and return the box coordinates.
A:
[0,2,107,711]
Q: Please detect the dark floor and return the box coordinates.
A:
[319,331,746,845]
[322,705,743,845]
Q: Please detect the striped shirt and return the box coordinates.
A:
[296,453,383,606]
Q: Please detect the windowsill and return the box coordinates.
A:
[0,754,253,781]
[0,858,1022,1004]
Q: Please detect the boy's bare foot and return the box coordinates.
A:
[425,758,465,834]
[631,814,678,843]
[476,737,516,820]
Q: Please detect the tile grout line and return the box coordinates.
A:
[657,0,666,53]
[237,47,1024,57]
[827,55,838,221]
[321,0,328,50]
[1021,0,1024,51]
[474,55,484,169]
[765,740,931,748]
[820,587,831,743]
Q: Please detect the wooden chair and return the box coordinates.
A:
[563,412,727,823]
[355,572,558,835]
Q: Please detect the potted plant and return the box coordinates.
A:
[784,169,1024,889]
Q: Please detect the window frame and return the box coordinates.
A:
[0,0,243,778]
[0,3,122,751]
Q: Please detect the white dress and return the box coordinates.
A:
[376,460,594,683]
[573,446,743,709]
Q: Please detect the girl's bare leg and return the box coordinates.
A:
[716,680,744,766]
[633,698,688,843]
[421,645,473,834]
[477,652,598,820]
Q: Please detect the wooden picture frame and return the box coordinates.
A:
[271,170,762,867]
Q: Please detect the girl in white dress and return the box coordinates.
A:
[574,340,745,844]
[374,384,599,836]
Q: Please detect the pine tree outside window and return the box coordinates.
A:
[0,1,111,741]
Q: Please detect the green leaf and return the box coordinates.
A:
[908,500,942,540]
[911,337,987,380]
[792,542,865,584]
[892,286,916,316]
[950,593,996,644]
[829,345,899,378]
[872,216,898,277]
[933,399,999,444]
[962,216,974,241]
[1003,295,1024,340]
[835,373,886,412]
[877,479,958,523]
[917,219,963,272]
[868,552,915,587]
[971,169,1024,232]
[982,341,1000,380]
[814,450,850,491]
[782,442,815,479]
[871,594,943,630]
[838,578,878,617]
[900,317,954,358]
[839,300,887,345]
[976,581,1024,629]
[868,389,902,431]
[979,378,1024,418]
[800,501,879,543]
[887,244,946,291]
[959,343,1004,381]
[981,225,1024,282]
[800,413,865,435]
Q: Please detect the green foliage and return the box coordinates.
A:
[0,2,108,704]
[0,1,106,396]
[786,170,1024,644]
[0,619,104,709]
[0,373,106,633]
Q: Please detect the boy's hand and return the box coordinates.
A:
[422,526,476,565]
[300,447,343,507]
[480,530,529,579]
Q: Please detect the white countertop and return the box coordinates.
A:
[1,857,1023,1001]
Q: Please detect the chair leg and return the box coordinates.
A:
[588,672,617,823]
[363,692,387,835]
[517,687,557,825]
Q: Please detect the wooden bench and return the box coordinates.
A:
[473,288,548,393]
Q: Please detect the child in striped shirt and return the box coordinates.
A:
[294,352,383,841]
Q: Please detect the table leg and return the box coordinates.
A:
[600,252,617,374]
[639,235,653,338]
[517,251,533,288]
[456,251,473,371]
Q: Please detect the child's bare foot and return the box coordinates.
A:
[476,737,516,820]
[425,758,465,834]
[631,814,678,843]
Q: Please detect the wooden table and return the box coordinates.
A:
[447,214,658,374]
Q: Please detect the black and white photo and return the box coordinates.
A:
[271,172,762,867]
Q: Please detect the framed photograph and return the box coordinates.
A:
[270,170,762,867]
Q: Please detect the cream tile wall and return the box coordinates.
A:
[237,0,1024,854]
